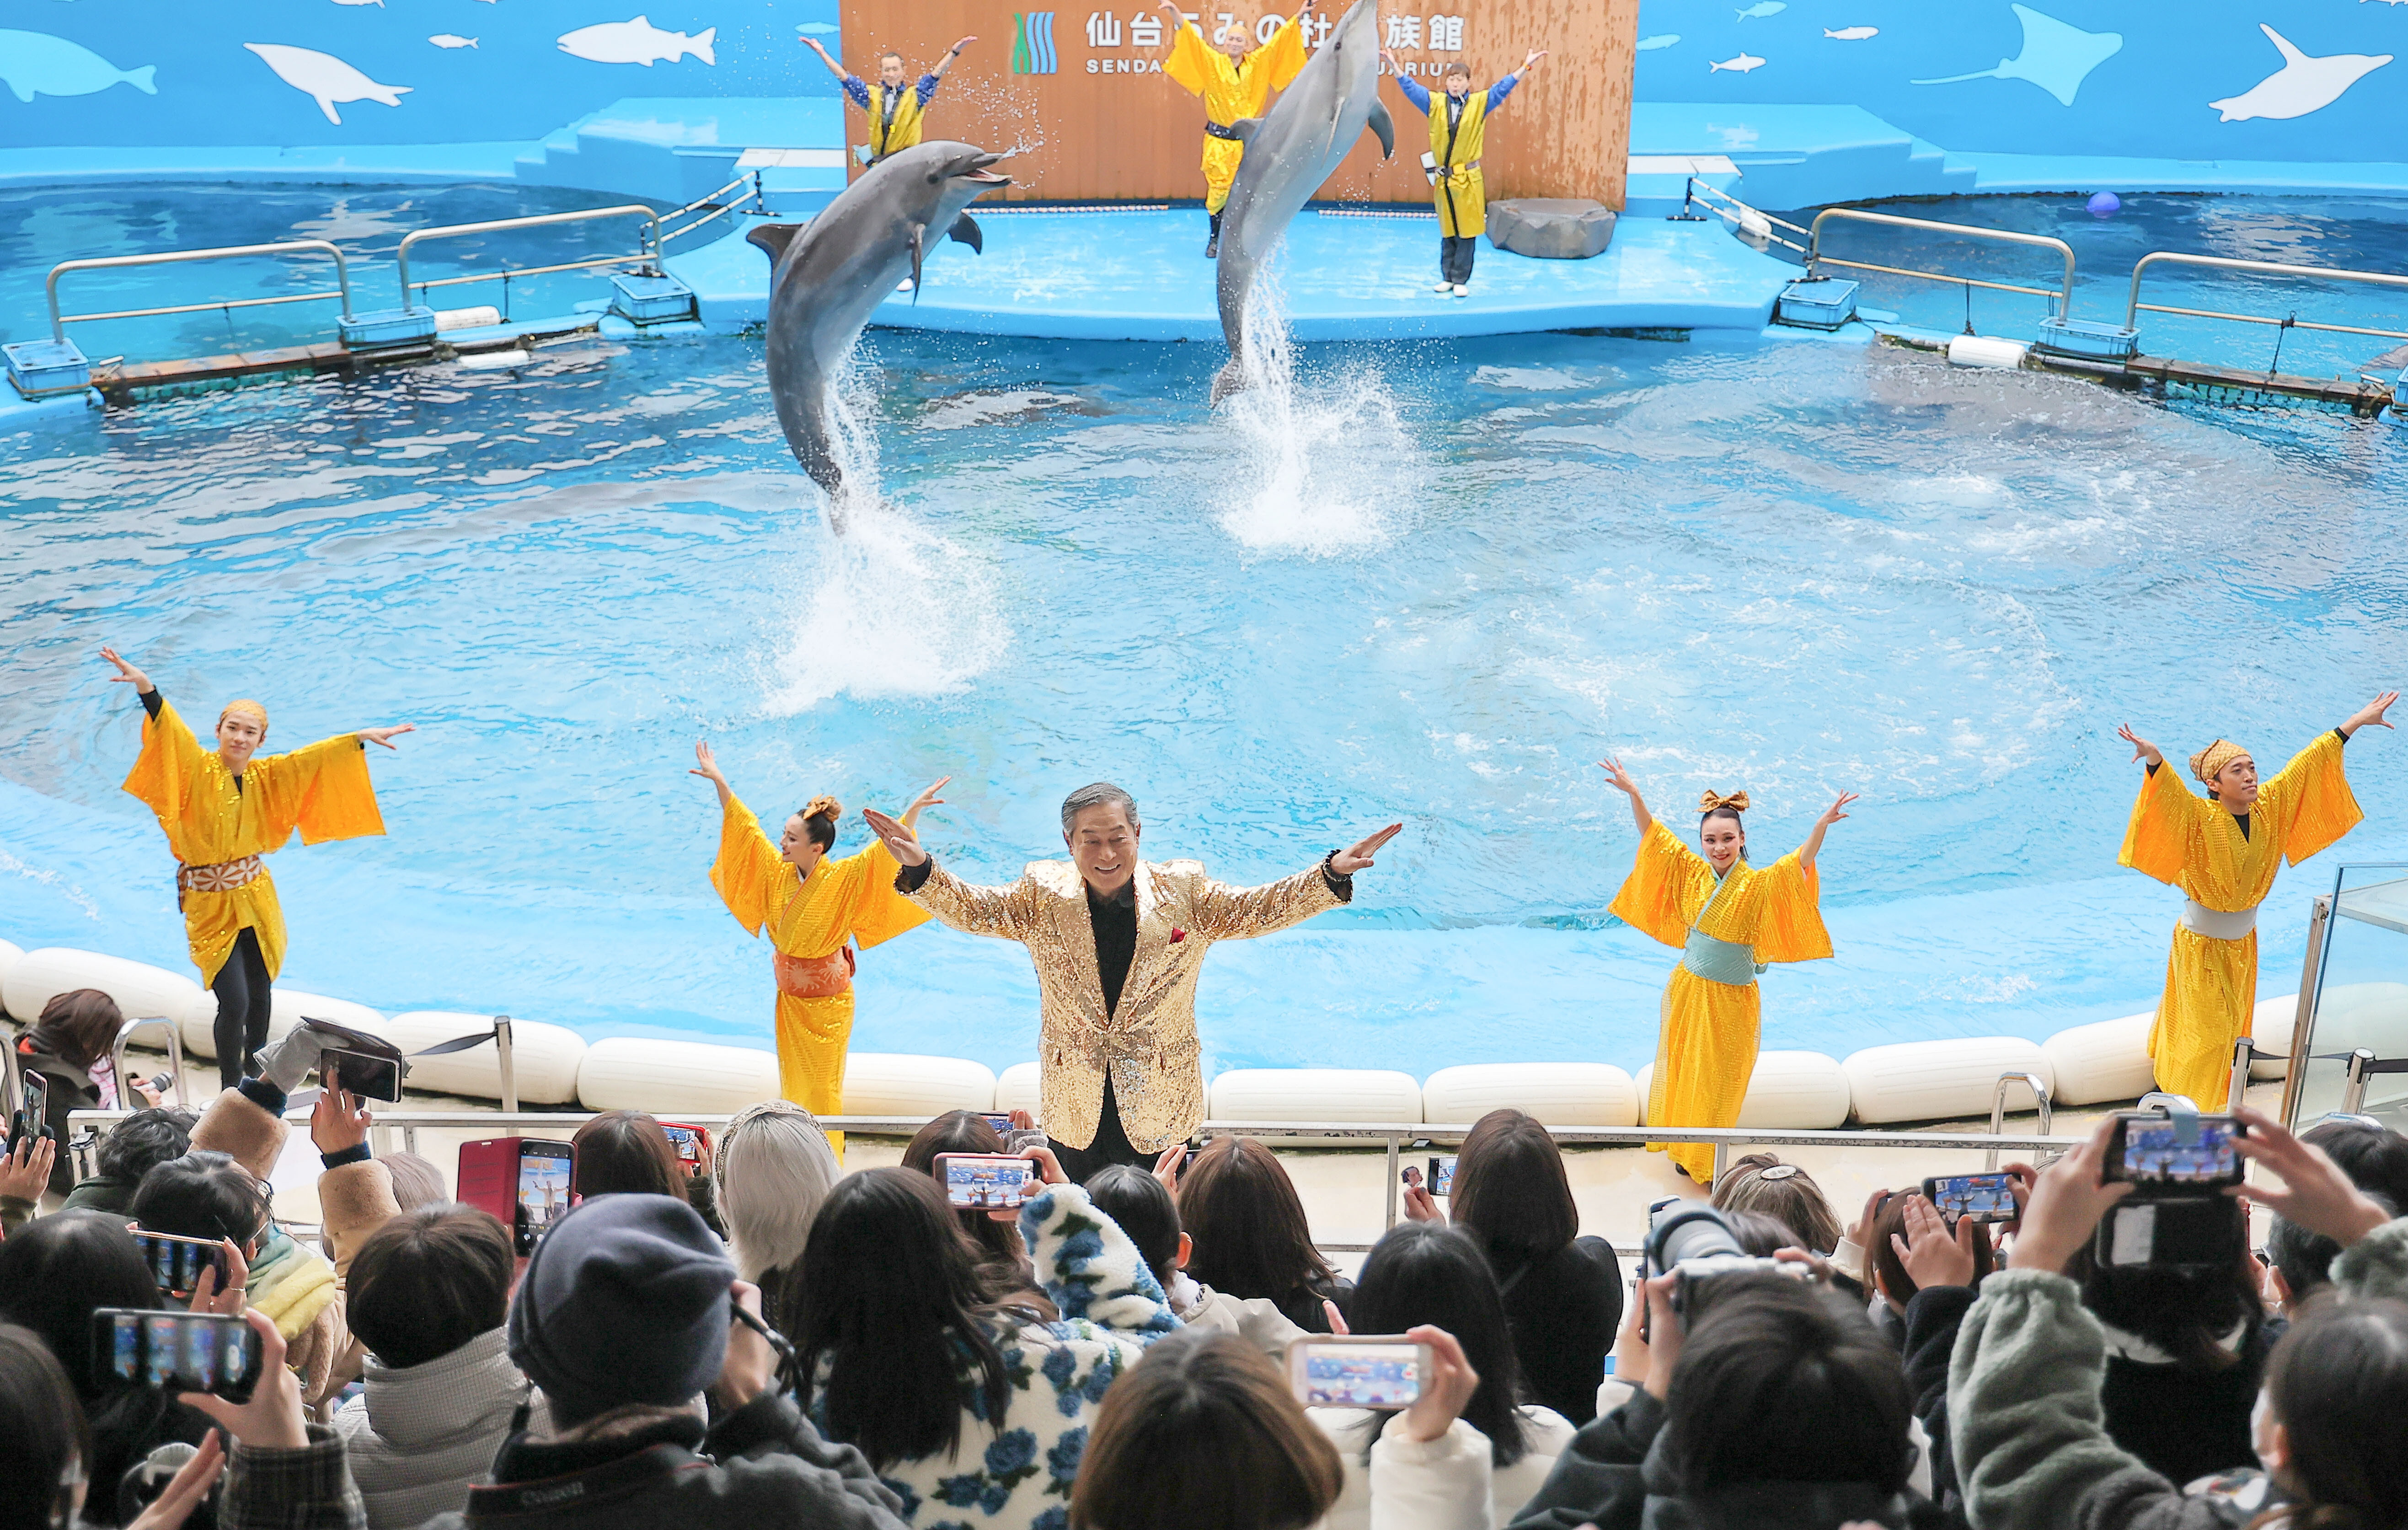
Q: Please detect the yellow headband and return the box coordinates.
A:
[1699,789,1750,815]
[217,700,268,733]
[2190,739,2251,787]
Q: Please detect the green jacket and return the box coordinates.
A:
[1947,1217,2408,1530]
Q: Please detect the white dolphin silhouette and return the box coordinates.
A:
[244,42,410,124]
[2209,24,2390,121]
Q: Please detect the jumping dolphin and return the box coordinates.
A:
[746,140,1011,526]
[1209,0,1393,404]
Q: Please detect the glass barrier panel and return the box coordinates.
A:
[2297,868,2408,1130]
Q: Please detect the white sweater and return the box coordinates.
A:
[331,1326,526,1530]
[1311,1405,1574,1530]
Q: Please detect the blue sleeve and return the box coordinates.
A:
[841,74,870,109]
[1488,75,1516,111]
[917,72,941,105]
[1395,73,1430,112]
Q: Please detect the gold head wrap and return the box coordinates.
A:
[2189,740,2251,788]
[1698,789,1750,814]
[216,700,268,733]
[803,795,843,822]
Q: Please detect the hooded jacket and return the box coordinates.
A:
[331,1326,525,1529]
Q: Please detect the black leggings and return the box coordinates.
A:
[1048,1074,1150,1184]
[211,927,273,1089]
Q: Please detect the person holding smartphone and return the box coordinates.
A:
[98,645,413,1089]
[14,988,165,1200]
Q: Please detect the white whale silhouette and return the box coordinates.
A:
[557,16,717,66]
[243,42,410,124]
[2209,23,2390,121]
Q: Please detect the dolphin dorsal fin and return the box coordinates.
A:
[1229,117,1264,142]
[745,222,804,265]
[2260,22,2307,62]
[948,213,983,253]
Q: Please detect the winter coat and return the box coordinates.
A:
[1166,1271,1309,1356]
[1316,1403,1575,1530]
[331,1327,525,1528]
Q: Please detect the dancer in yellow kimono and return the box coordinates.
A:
[693,742,942,1140]
[1156,0,1314,256]
[99,647,412,1089]
[1600,759,1854,1183]
[2116,691,2395,1109]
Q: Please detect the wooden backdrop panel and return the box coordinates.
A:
[832,0,1637,208]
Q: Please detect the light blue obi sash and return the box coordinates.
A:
[1680,927,1765,986]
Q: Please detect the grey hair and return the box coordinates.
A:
[1060,781,1140,835]
[713,1099,842,1283]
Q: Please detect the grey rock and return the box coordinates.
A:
[1485,199,1617,259]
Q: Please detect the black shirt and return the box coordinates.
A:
[1086,878,1139,1017]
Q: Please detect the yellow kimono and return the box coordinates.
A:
[2119,731,2360,1109]
[1426,91,1489,238]
[1165,14,1309,212]
[710,795,931,1137]
[1610,821,1833,1182]
[120,701,385,986]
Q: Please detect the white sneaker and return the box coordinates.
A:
[1452,283,1471,296]
[1432,280,1454,294]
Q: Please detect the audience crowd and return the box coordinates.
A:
[4,1012,2408,1530]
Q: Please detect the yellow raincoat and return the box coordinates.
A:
[1425,91,1489,237]
[1610,821,1833,1182]
[120,701,386,986]
[711,795,931,1143]
[865,82,926,160]
[1165,14,1309,212]
[2119,731,2360,1108]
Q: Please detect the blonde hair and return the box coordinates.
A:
[715,1100,842,1283]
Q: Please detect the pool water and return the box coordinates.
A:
[4,191,2407,1079]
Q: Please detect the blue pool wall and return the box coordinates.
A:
[3,0,2403,209]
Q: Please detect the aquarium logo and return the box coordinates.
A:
[1013,12,1058,73]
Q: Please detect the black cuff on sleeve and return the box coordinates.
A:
[236,1076,288,1117]
[2145,760,2160,777]
[1319,852,1354,902]
[319,1142,372,1170]
[2336,726,2350,746]
[896,857,934,894]
[141,687,164,720]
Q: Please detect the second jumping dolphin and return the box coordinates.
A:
[747,140,1011,527]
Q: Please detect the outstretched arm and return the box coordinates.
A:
[799,35,852,83]
[899,776,949,832]
[929,36,975,78]
[1797,791,1857,871]
[100,645,155,696]
[356,725,413,751]
[2116,723,2164,773]
[691,741,736,811]
[862,806,1036,941]
[2340,690,2399,740]
[1597,757,1653,838]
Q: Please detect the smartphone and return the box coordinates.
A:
[516,1140,576,1254]
[1921,1172,2018,1223]
[130,1228,229,1300]
[2104,1112,2246,1191]
[936,1152,1035,1210]
[1288,1336,1433,1410]
[660,1123,710,1165]
[2098,1196,2247,1272]
[979,1113,1014,1137]
[1427,1156,1457,1197]
[323,1047,403,1103]
[92,1309,262,1402]
[9,1071,48,1150]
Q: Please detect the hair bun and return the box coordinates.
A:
[804,795,842,821]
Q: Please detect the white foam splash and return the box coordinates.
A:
[762,358,1008,711]
[1213,283,1423,556]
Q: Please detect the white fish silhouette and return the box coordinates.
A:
[1709,51,1766,72]
[428,34,479,48]
[557,15,716,66]
[0,29,155,101]
[243,41,410,124]
[1635,33,1681,50]
[330,0,385,7]
[1824,26,1879,40]
[1734,2,1786,17]
[2209,23,2390,121]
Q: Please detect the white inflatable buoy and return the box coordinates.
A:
[1947,334,2027,369]
[177,987,386,1062]
[1632,1051,1851,1130]
[836,1053,1000,1118]
[1420,1063,1638,1127]
[578,1037,781,1115]
[382,1011,585,1105]
[2039,1014,2154,1106]
[1209,1068,1423,1125]
[994,1061,1043,1119]
[0,942,23,1016]
[1842,1037,2055,1125]
[3,948,205,1035]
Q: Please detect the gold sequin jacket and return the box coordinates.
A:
[907,856,1346,1152]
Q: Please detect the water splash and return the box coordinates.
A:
[763,356,1008,711]
[1212,283,1424,556]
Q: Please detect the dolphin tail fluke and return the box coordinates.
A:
[949,213,983,254]
[1209,357,1252,406]
[1367,99,1396,159]
[690,26,718,64]
[126,65,159,95]
[745,222,804,265]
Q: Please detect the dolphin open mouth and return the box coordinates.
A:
[956,152,1013,185]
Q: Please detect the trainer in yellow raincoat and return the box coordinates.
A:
[1159,0,1313,256]
[1381,46,1547,295]
[802,33,977,166]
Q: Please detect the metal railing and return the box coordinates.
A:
[46,240,355,342]
[2124,253,2408,348]
[1809,208,2077,321]
[395,204,661,306]
[653,172,765,247]
[109,1018,187,1111]
[1986,1073,2051,1169]
[1678,178,1808,255]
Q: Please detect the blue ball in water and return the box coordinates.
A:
[2087,191,2122,217]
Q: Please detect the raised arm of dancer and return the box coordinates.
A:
[899,776,949,832]
[1379,49,1432,110]
[798,35,853,85]
[100,645,155,697]
[2340,690,2399,739]
[2117,723,2164,772]
[1489,48,1546,110]
[861,806,929,868]
[1797,792,1858,871]
[862,805,1041,941]
[690,740,736,810]
[1597,756,1654,838]
[929,36,976,79]
[1159,1,1210,91]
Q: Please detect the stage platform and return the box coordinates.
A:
[664,205,1809,343]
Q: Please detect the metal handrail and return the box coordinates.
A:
[2124,252,2408,341]
[46,240,355,342]
[1986,1073,2051,1169]
[395,204,659,308]
[653,172,763,245]
[1810,208,2078,320]
[108,1017,187,1111]
[1683,178,1809,255]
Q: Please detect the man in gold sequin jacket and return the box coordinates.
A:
[863,783,1401,1177]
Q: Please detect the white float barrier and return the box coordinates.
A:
[3,947,205,1032]
[1210,1068,1423,1125]
[385,1011,585,1105]
[995,1060,1043,1118]
[2250,996,2297,1081]
[2040,1014,2155,1106]
[176,987,387,1062]
[0,941,23,1013]
[578,1037,780,1115]
[1843,1037,2055,1126]
[840,1053,999,1117]
[1633,1051,1853,1130]
[1421,1063,1638,1128]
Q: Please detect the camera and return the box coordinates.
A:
[2095,1106,2249,1273]
[1642,1200,1809,1335]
